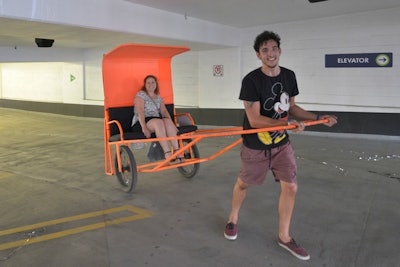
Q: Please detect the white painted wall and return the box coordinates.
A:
[1,62,83,103]
[241,7,400,113]
[174,6,400,112]
[197,48,241,109]
[171,52,199,107]
[82,47,112,103]
[1,3,400,114]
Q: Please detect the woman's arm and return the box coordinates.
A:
[159,103,172,120]
[135,97,151,138]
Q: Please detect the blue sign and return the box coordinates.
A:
[325,53,392,68]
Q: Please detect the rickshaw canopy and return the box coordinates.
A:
[102,43,190,108]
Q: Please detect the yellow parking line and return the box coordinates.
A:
[0,172,14,180]
[0,205,153,251]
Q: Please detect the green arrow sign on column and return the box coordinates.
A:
[70,74,76,82]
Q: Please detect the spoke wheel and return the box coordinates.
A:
[177,139,200,178]
[115,145,137,193]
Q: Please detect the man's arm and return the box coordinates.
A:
[244,100,287,128]
[288,97,338,127]
[288,97,317,120]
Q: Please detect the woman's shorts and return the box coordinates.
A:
[239,141,297,185]
[131,116,161,132]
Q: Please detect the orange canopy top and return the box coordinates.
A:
[102,43,190,108]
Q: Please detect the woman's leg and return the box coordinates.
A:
[162,118,185,162]
[162,118,179,150]
[146,119,171,156]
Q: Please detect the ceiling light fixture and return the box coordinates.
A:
[35,38,54,48]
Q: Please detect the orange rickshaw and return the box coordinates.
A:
[103,43,327,193]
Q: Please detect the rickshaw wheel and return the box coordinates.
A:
[115,145,137,193]
[178,139,200,178]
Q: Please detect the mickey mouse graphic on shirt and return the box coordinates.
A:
[258,82,289,145]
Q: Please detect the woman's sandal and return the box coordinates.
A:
[173,148,185,163]
[165,151,181,164]
[164,151,174,161]
[165,149,185,163]
[176,156,185,163]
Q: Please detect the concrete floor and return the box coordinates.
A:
[0,107,399,267]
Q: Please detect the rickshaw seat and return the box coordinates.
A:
[107,104,197,142]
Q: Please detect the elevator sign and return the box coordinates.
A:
[325,53,392,68]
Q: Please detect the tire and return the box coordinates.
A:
[115,145,137,193]
[177,139,200,178]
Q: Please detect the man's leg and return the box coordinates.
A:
[228,177,249,224]
[224,177,249,240]
[277,181,309,260]
[278,180,297,242]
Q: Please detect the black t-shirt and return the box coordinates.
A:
[239,67,299,150]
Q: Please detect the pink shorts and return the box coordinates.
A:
[239,141,297,185]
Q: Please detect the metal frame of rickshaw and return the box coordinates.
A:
[107,121,327,172]
[103,43,328,193]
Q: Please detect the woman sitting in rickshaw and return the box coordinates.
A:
[131,75,184,162]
